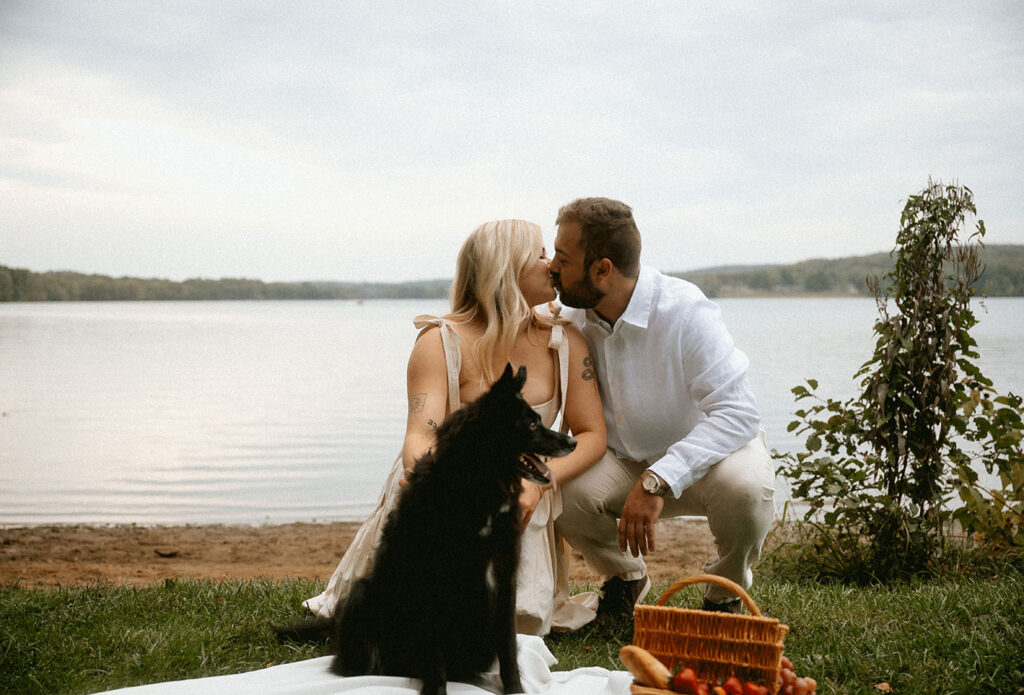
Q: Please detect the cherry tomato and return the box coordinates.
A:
[671,668,700,694]
[722,676,744,695]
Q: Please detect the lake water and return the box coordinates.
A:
[1,298,1021,526]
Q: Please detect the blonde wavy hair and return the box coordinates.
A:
[447,219,556,385]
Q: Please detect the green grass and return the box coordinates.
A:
[0,578,326,695]
[3,572,1023,695]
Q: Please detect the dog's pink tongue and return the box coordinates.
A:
[518,453,551,483]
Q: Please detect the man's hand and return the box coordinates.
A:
[618,480,665,557]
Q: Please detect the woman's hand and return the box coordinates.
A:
[518,480,544,528]
[398,468,413,488]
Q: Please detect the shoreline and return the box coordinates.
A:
[1,518,719,588]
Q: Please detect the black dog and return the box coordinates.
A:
[331,364,576,695]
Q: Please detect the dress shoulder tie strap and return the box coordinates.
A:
[413,315,463,414]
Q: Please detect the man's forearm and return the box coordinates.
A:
[648,405,760,495]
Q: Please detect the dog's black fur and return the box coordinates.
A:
[330,364,576,695]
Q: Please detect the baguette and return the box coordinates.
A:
[619,645,672,689]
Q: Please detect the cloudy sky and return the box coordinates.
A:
[1,1,1022,283]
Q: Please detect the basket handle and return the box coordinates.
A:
[652,573,762,617]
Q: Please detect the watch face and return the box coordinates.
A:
[643,474,658,492]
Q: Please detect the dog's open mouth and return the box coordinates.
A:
[517,453,552,486]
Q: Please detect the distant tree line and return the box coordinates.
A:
[2,244,1021,302]
[672,244,1024,298]
[0,267,450,302]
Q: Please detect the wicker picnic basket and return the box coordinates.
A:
[632,574,789,694]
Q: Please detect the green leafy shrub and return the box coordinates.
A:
[774,181,1024,582]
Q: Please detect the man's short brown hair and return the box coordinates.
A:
[556,197,642,278]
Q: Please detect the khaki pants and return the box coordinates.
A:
[554,432,776,603]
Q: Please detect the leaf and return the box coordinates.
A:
[807,435,822,452]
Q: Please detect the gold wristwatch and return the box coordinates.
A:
[640,470,670,497]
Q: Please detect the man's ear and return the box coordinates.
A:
[590,258,614,284]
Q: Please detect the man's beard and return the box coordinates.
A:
[554,273,604,309]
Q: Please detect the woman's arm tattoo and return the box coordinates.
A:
[582,354,595,381]
[409,392,426,413]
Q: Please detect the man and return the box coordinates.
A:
[549,197,776,618]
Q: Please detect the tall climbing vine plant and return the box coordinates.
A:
[776,181,1024,582]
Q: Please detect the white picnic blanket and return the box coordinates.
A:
[94,635,632,695]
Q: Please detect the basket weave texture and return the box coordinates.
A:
[632,574,788,693]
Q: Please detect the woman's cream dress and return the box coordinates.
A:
[302,317,596,635]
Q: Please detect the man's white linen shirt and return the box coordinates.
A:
[561,265,761,497]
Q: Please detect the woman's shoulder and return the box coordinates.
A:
[409,320,445,363]
[414,314,467,342]
[413,313,448,331]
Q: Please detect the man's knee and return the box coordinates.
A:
[707,435,774,502]
[559,449,635,518]
[558,476,604,518]
[715,469,775,512]
[696,437,775,541]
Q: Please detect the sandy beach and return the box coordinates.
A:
[1,518,720,588]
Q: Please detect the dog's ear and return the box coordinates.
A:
[494,363,517,393]
[513,365,527,391]
[494,363,526,395]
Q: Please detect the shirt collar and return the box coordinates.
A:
[585,264,655,331]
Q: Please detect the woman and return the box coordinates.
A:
[303,219,606,635]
